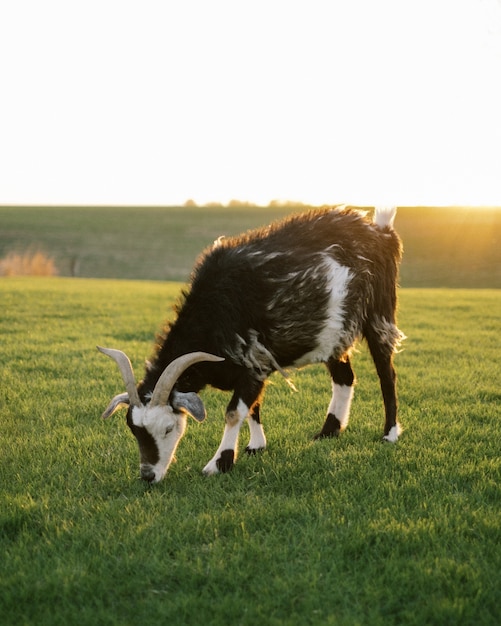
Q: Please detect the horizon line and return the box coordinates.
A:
[2,202,501,210]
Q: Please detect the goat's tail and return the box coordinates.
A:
[373,206,397,230]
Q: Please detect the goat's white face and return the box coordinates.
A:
[98,347,224,484]
[127,404,187,483]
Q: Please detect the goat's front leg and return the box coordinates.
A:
[202,398,249,475]
[245,403,266,454]
[314,357,355,439]
[203,381,264,475]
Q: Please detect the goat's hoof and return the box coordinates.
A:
[245,446,265,455]
[382,424,401,443]
[202,459,220,476]
[313,413,341,440]
[313,430,340,440]
[215,449,235,473]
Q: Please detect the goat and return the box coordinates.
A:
[98,205,405,483]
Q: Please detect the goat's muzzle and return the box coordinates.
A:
[140,464,157,483]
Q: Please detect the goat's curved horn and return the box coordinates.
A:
[97,346,142,408]
[150,352,224,407]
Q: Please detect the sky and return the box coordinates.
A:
[1,0,500,207]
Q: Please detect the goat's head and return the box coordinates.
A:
[97,346,224,483]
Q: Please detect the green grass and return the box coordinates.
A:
[1,205,500,286]
[1,278,500,625]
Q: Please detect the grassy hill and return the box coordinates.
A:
[1,205,500,287]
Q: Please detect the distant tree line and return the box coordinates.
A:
[183,199,313,209]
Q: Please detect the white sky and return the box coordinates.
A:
[1,0,500,206]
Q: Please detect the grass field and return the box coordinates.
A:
[1,277,500,625]
[1,205,500,287]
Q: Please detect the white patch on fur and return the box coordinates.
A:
[383,423,401,443]
[327,383,354,430]
[203,399,249,475]
[247,415,267,450]
[293,257,352,366]
[131,405,187,483]
[374,206,397,229]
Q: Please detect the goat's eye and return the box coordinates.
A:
[164,426,174,436]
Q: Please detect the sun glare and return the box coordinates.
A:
[0,0,500,207]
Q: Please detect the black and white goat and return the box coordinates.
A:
[99,205,405,483]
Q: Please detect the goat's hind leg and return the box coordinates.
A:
[314,357,355,440]
[365,326,401,442]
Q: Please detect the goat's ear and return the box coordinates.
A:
[171,391,207,422]
[101,392,130,419]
